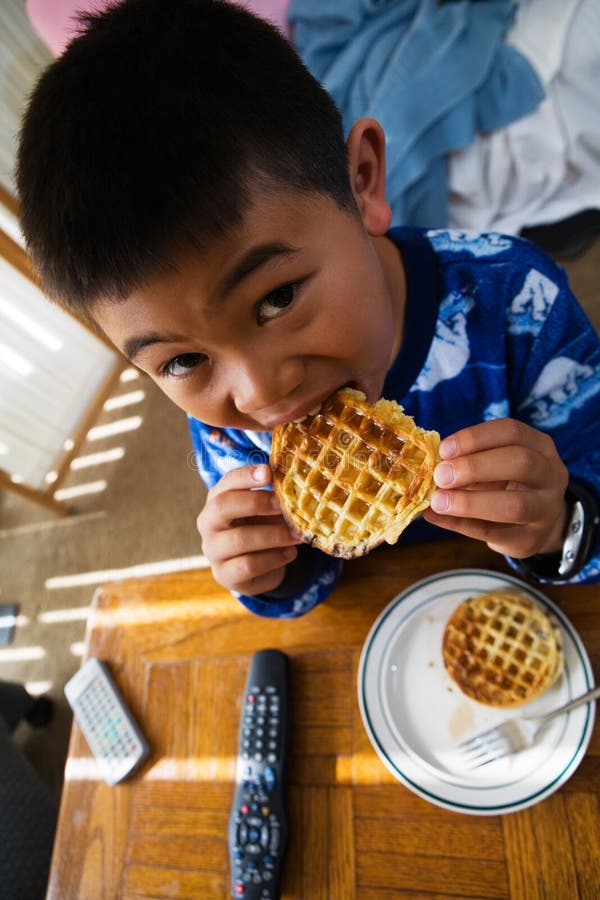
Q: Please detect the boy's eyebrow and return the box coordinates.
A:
[123,243,299,361]
[217,241,300,298]
[124,331,182,361]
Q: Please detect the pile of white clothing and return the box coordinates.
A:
[448,0,600,234]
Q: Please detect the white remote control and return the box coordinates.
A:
[64,657,150,785]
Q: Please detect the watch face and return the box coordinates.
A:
[558,500,585,577]
[565,479,599,579]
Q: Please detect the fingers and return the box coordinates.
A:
[200,481,282,533]
[196,463,303,595]
[430,485,548,525]
[434,446,550,491]
[209,463,273,497]
[424,508,508,543]
[423,509,545,557]
[198,465,280,532]
[216,546,299,594]
[439,418,556,460]
[426,419,570,558]
[206,514,301,560]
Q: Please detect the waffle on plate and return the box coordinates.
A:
[270,387,441,559]
[442,588,564,708]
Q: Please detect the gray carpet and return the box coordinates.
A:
[0,236,599,803]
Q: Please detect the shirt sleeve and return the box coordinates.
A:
[504,245,600,582]
[187,416,344,616]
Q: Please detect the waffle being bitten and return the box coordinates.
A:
[442,588,563,708]
[270,387,441,559]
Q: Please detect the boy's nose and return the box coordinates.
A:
[232,357,304,416]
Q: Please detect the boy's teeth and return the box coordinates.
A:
[293,403,322,423]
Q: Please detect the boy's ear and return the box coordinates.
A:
[346,118,392,236]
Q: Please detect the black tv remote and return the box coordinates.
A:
[228,649,290,899]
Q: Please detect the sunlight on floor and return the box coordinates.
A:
[25,680,54,695]
[45,554,209,590]
[104,389,145,411]
[120,367,141,383]
[38,606,91,624]
[70,447,125,470]
[87,415,143,441]
[54,480,108,500]
[0,645,46,661]
[0,510,107,539]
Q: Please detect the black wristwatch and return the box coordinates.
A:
[511,479,599,584]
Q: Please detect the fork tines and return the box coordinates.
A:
[458,721,527,769]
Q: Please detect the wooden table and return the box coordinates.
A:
[47,539,599,899]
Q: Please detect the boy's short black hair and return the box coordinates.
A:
[16,0,355,312]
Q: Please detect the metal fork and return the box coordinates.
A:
[458,684,600,769]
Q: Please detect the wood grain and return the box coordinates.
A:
[47,538,599,899]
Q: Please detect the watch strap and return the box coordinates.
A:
[510,479,599,584]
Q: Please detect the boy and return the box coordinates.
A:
[17,0,600,618]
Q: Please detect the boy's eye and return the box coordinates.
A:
[163,353,206,378]
[257,282,297,324]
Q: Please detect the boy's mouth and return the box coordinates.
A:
[262,381,366,428]
[291,381,366,423]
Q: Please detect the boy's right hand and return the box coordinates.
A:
[196,464,302,596]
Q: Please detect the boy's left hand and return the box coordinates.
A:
[423,418,569,559]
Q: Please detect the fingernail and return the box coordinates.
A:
[431,490,450,513]
[289,528,304,542]
[252,464,269,482]
[439,437,457,459]
[434,462,454,487]
[270,493,281,510]
[283,546,298,560]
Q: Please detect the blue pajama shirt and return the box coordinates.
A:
[188,228,600,617]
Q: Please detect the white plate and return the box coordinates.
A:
[358,569,595,815]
